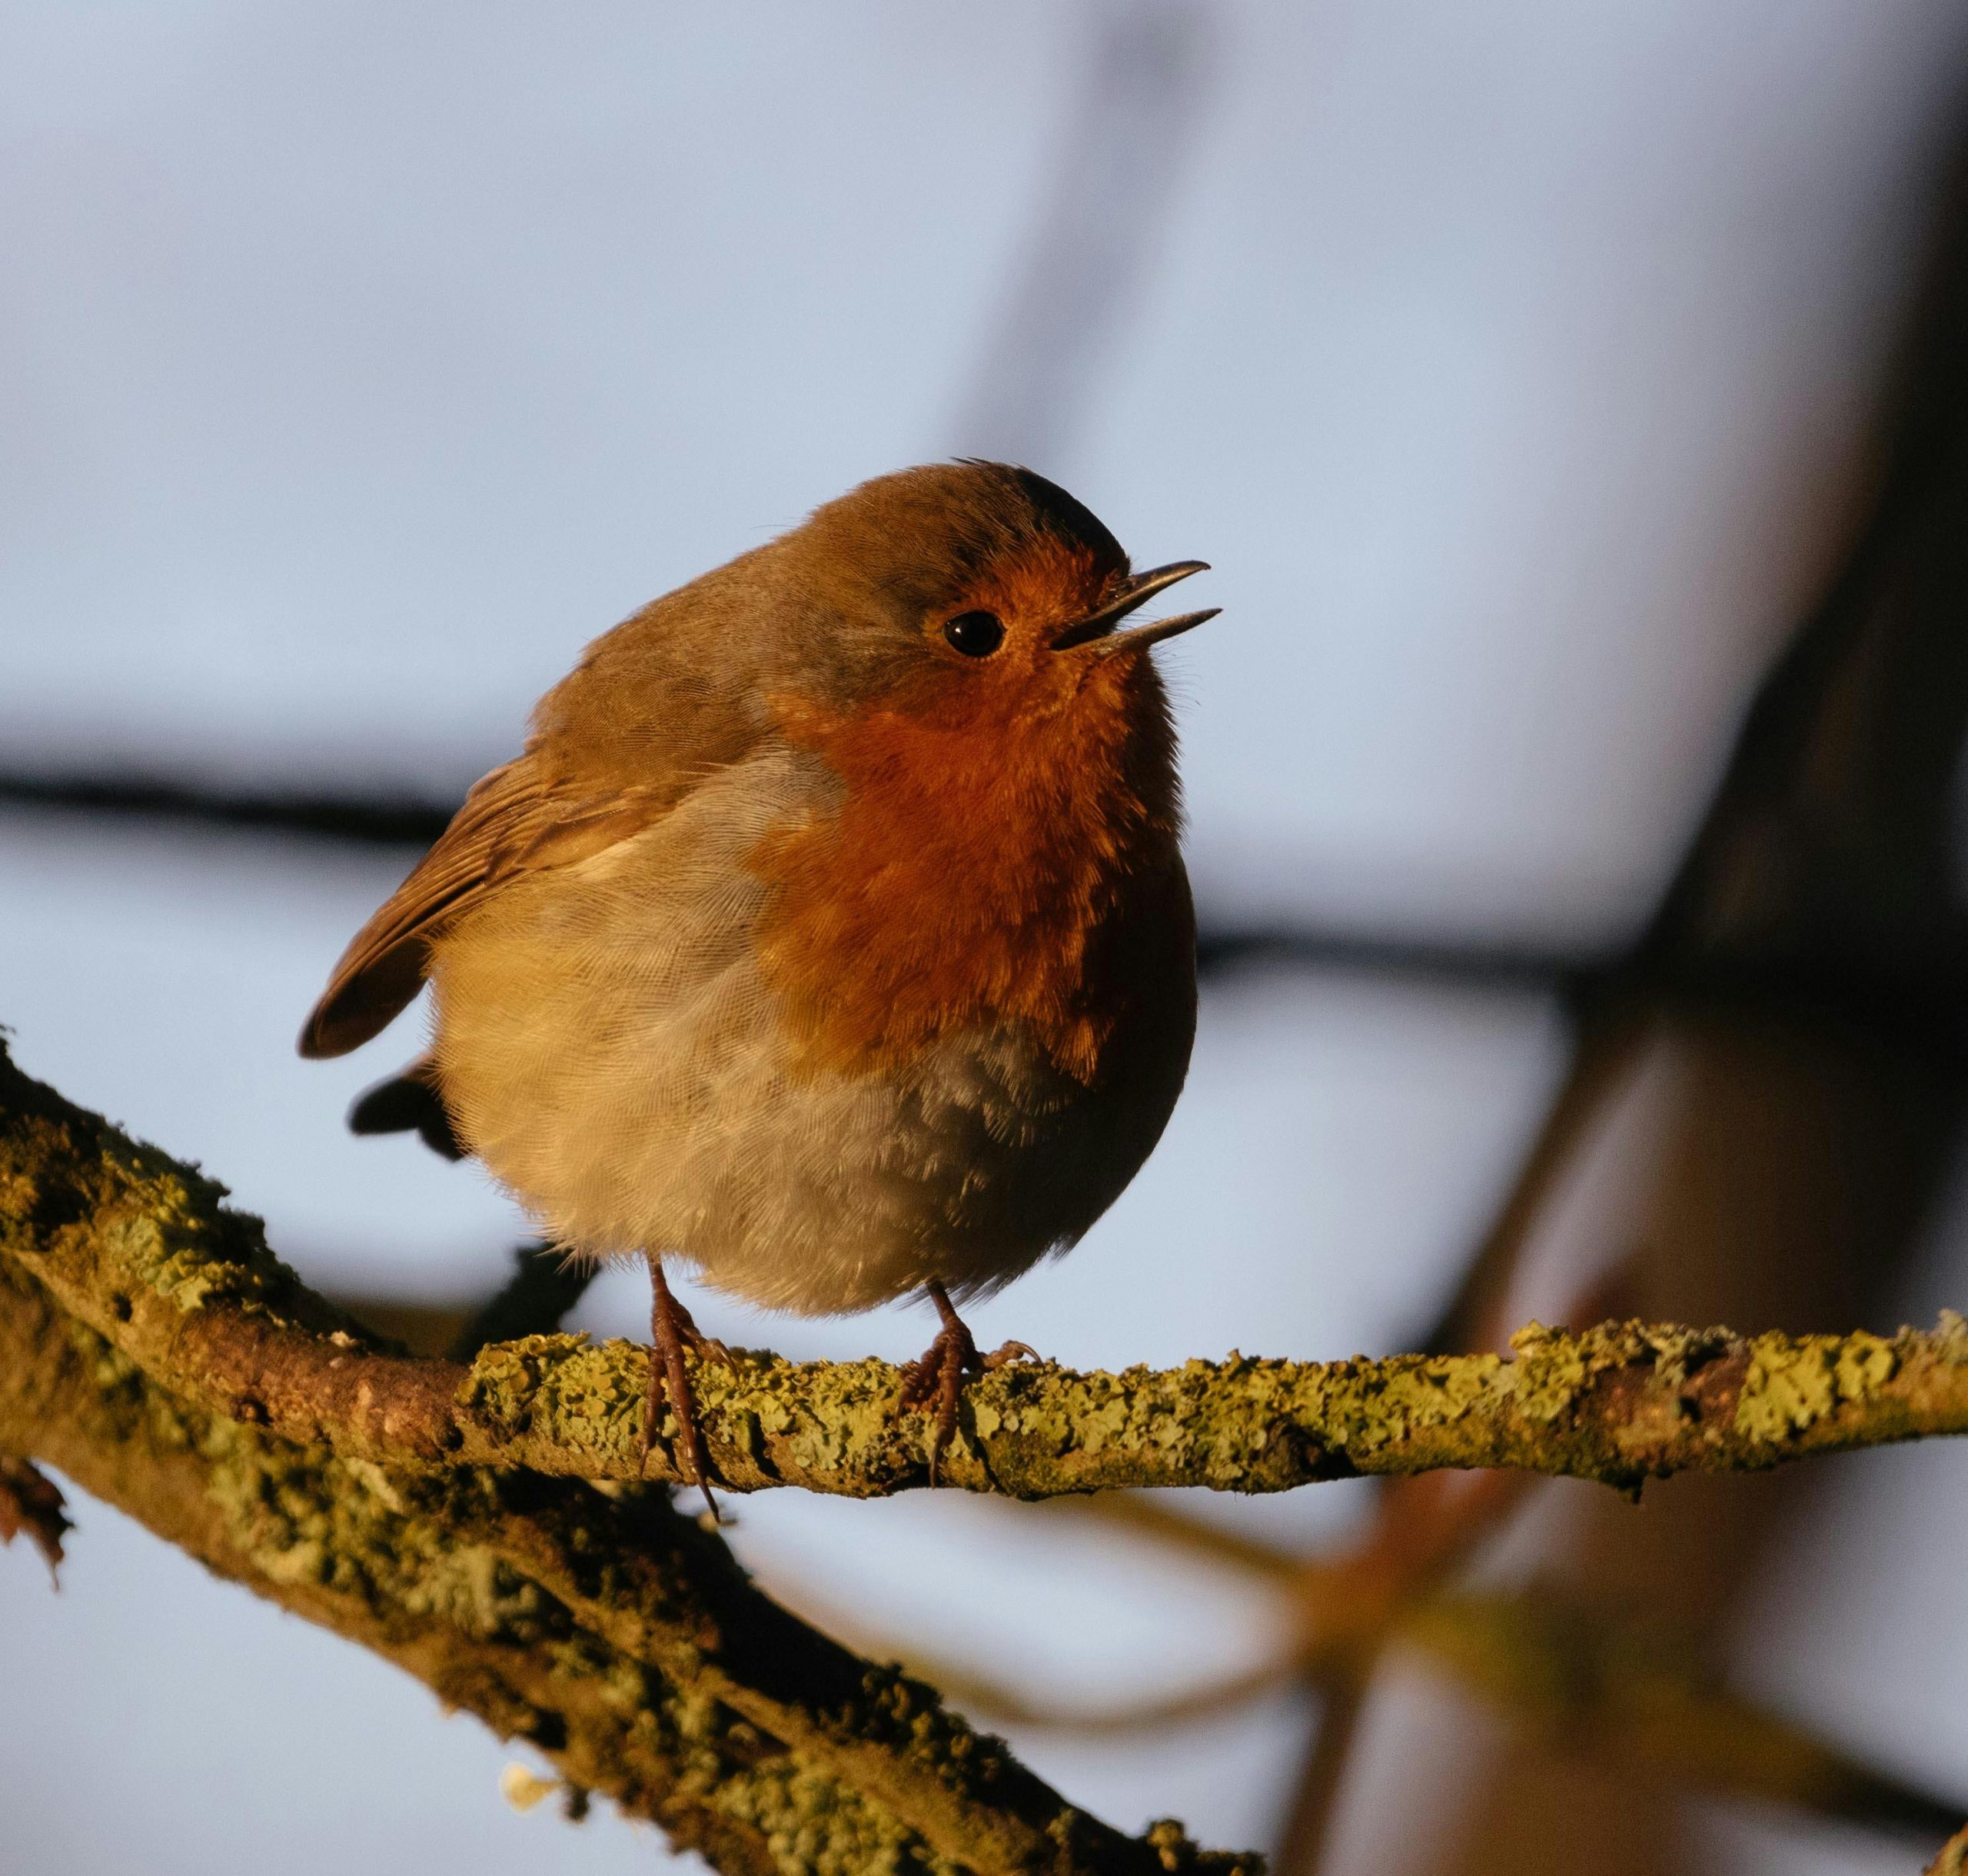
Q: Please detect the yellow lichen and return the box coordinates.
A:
[1833,1333,1897,1400]
[1734,1339,1837,1444]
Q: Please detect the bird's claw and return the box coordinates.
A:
[981,1339,1037,1372]
[640,1265,728,1522]
[899,1287,1039,1485]
[686,1328,736,1372]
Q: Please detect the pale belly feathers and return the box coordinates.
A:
[426,748,1193,1316]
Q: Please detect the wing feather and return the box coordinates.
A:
[298,757,660,1058]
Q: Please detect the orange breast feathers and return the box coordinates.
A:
[750,653,1185,1085]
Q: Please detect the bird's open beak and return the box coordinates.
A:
[1051,560,1219,655]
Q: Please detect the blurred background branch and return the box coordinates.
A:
[0,763,1594,996]
[797,1491,1967,1845]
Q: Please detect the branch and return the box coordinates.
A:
[0,1046,1250,1876]
[4,1045,1963,1505]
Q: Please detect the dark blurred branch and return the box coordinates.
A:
[1289,1274,1626,1864]
[25,771,1968,1051]
[0,763,1600,992]
[446,1242,599,1362]
[1419,91,1968,1373]
[1273,1675,1365,1875]
[947,0,1218,467]
[840,1565,1966,1845]
[0,770,457,846]
[1405,1590,1966,1842]
[1195,924,1581,992]
[1338,104,1968,1876]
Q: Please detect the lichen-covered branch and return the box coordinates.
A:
[1,1255,860,1871]
[0,1046,1247,1876]
[4,1046,1964,1507]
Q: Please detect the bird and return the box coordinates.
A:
[298,461,1218,1512]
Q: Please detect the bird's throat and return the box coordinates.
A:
[750,661,1185,1083]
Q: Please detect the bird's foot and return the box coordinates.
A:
[639,1262,736,1522]
[898,1282,1036,1485]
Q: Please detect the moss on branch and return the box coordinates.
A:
[454,1310,1968,1497]
[3,1045,1963,1508]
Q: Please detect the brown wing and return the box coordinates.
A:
[297,756,660,1058]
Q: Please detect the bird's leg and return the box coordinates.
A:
[898,1280,1036,1485]
[638,1258,735,1522]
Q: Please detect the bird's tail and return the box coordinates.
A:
[346,1059,466,1162]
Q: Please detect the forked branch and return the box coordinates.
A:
[0,1040,1249,1876]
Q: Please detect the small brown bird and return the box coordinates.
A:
[300,461,1216,1507]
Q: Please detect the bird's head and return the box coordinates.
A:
[776,461,1218,737]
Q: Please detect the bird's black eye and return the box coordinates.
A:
[942,610,1006,658]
